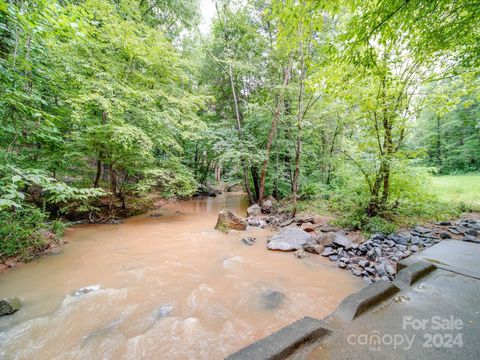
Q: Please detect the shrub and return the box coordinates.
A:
[136,159,198,198]
[0,206,64,261]
[299,182,326,200]
[328,161,458,232]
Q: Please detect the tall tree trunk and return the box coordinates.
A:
[194,145,199,177]
[109,164,117,196]
[326,122,340,185]
[212,1,253,204]
[228,64,254,204]
[94,110,108,187]
[367,162,384,217]
[215,163,221,183]
[94,160,102,188]
[251,166,260,201]
[258,65,291,206]
[436,114,442,167]
[380,117,393,208]
[292,28,305,217]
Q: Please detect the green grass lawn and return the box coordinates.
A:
[429,174,480,211]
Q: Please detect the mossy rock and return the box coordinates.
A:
[215,210,247,231]
[0,297,22,316]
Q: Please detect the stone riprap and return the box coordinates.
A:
[319,218,480,283]
[246,209,480,283]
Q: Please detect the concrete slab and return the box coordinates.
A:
[398,240,480,279]
[298,268,480,360]
[394,261,436,286]
[335,281,399,322]
[226,317,328,360]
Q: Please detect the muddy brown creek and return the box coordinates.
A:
[0,193,363,359]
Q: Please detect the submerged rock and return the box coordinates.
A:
[241,237,256,246]
[215,210,247,231]
[222,256,243,269]
[0,297,22,316]
[294,249,309,259]
[261,290,285,310]
[72,285,101,297]
[155,304,174,318]
[349,266,362,276]
[266,228,313,251]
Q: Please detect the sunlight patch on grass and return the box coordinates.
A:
[429,174,480,212]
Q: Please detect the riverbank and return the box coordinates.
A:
[244,203,480,284]
[2,188,478,277]
[0,193,181,271]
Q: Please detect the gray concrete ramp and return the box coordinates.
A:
[398,239,480,278]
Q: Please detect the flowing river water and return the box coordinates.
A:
[0,193,363,359]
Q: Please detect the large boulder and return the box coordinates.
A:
[0,297,22,316]
[215,210,247,231]
[267,228,313,251]
[247,204,262,217]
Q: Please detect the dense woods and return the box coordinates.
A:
[1,0,479,260]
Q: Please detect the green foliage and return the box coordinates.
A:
[347,0,480,69]
[0,165,105,210]
[137,159,197,198]
[329,161,458,232]
[335,214,398,236]
[80,124,154,170]
[407,76,480,174]
[298,181,325,200]
[0,0,203,260]
[0,205,63,261]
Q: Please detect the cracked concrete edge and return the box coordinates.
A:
[225,317,329,360]
[394,260,437,286]
[334,281,400,322]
